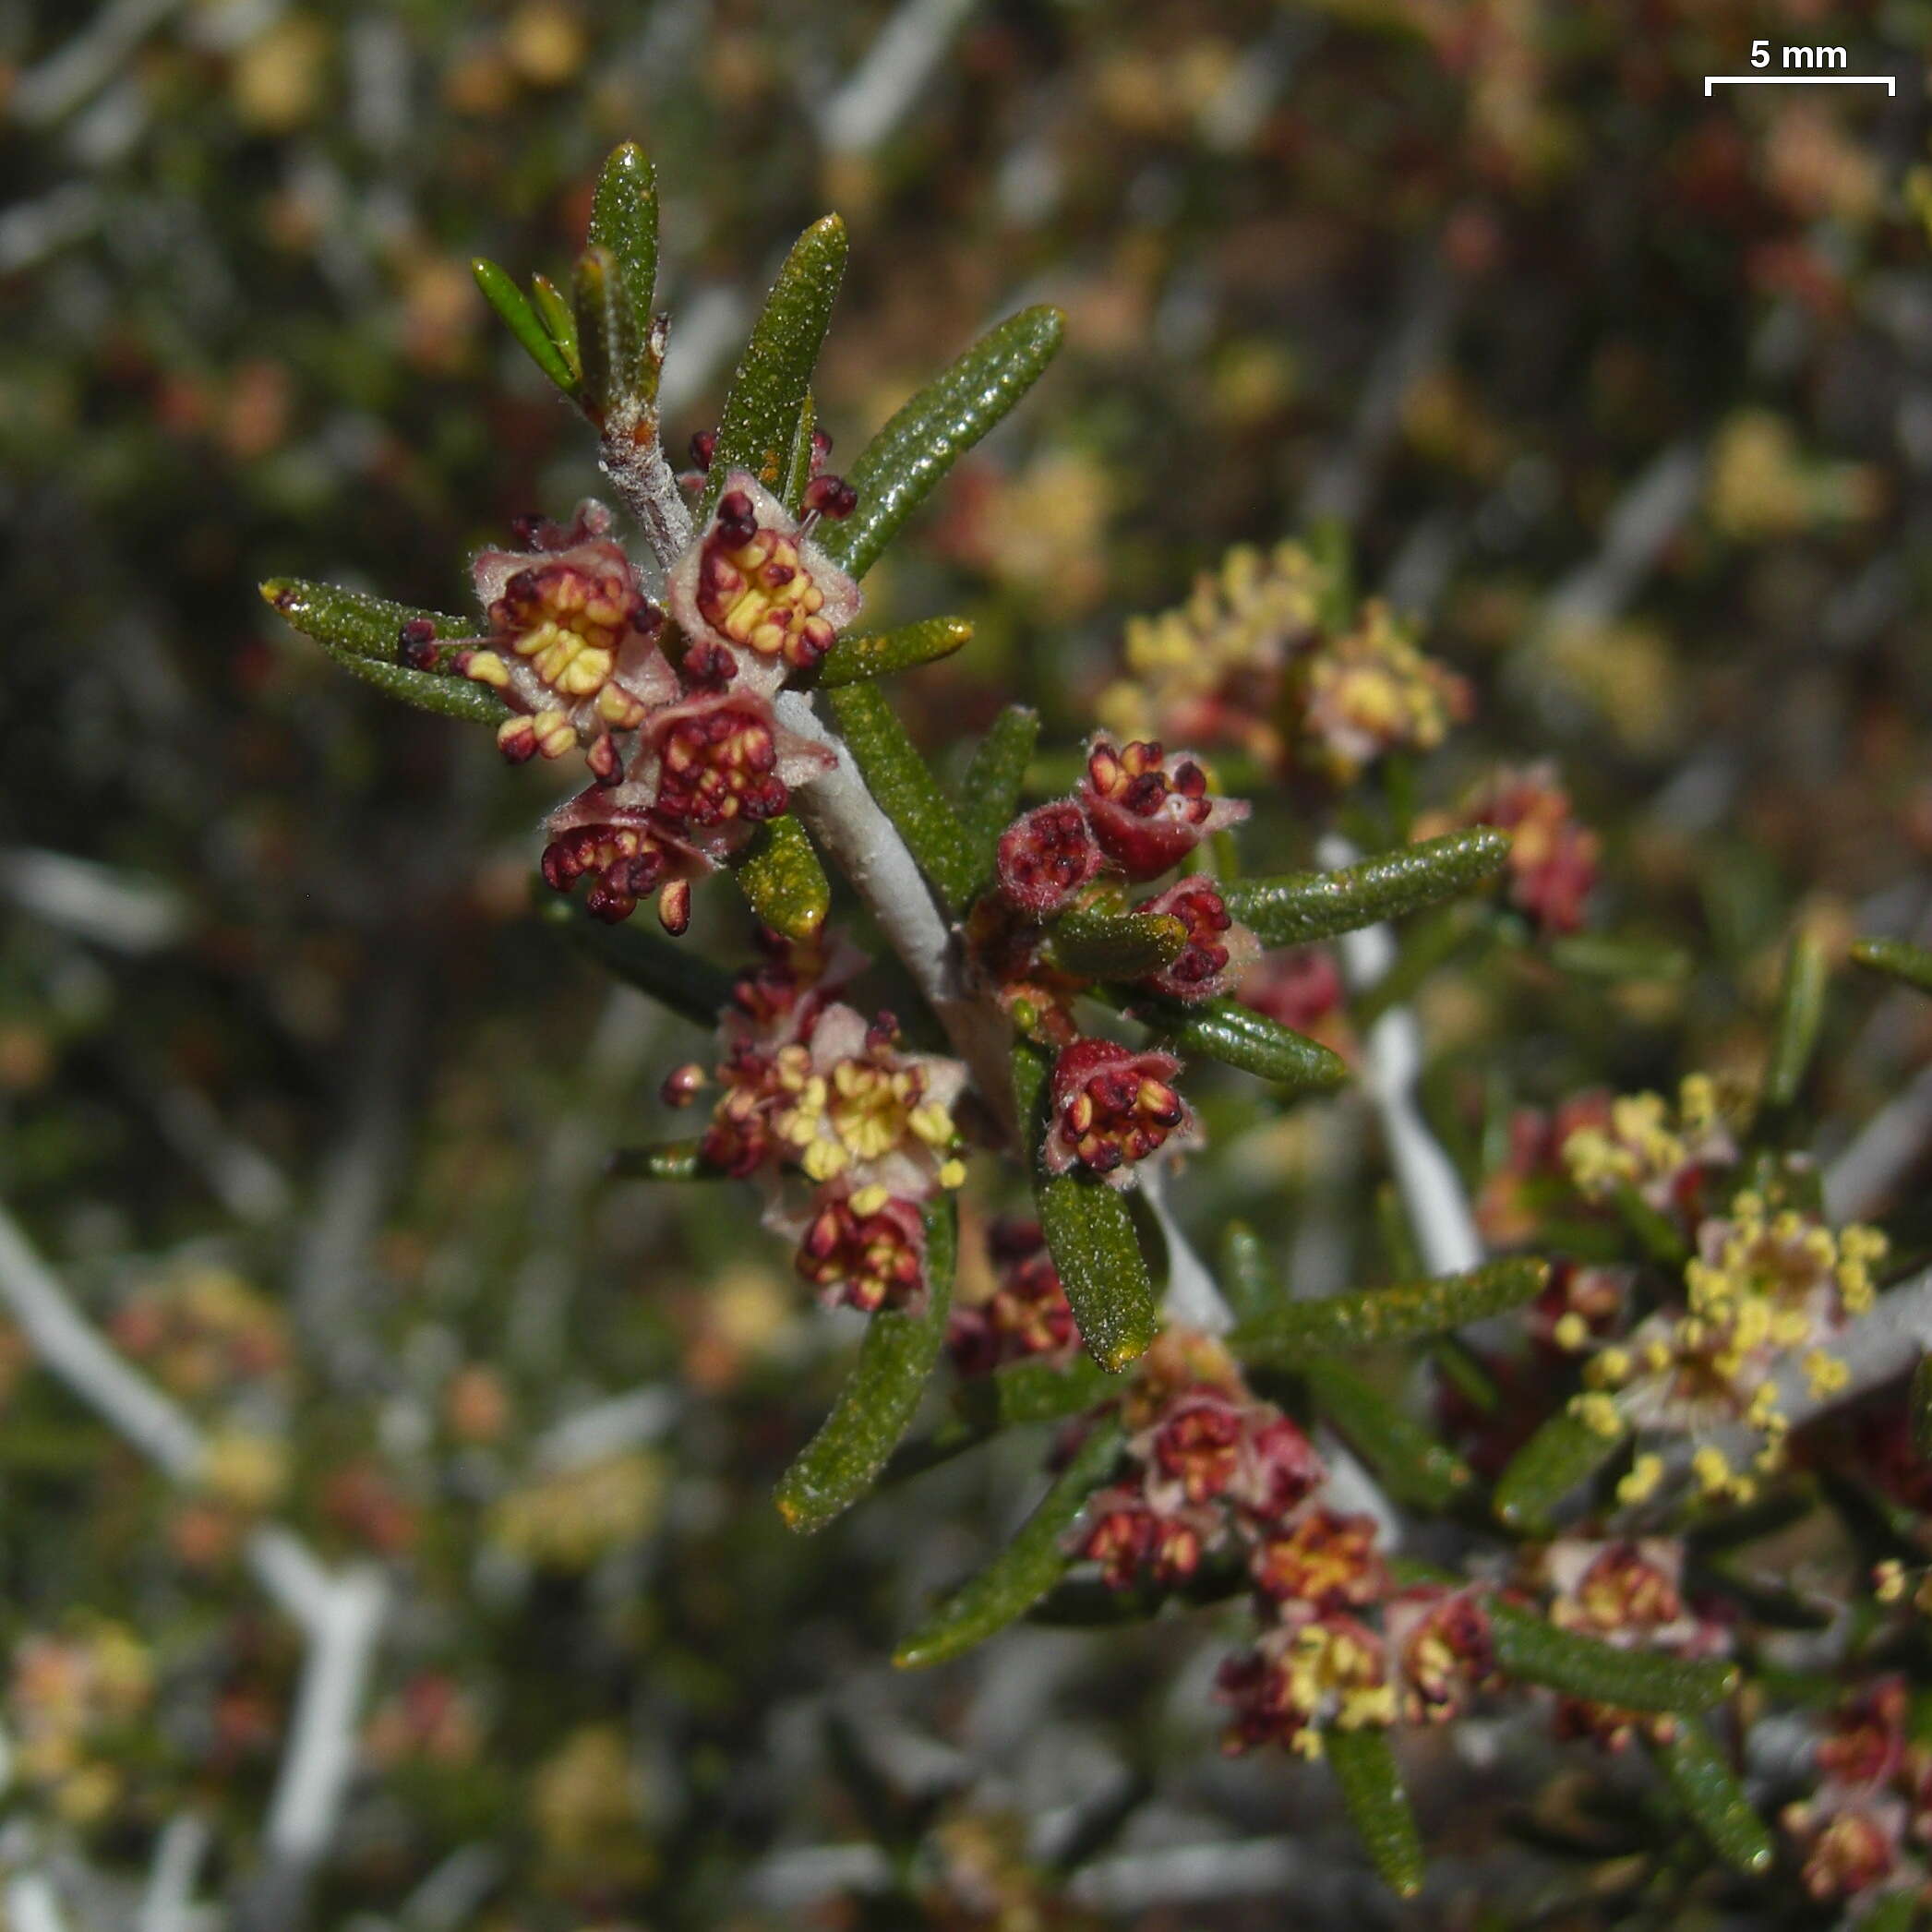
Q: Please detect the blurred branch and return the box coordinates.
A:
[0,1204,205,1479]
[0,848,188,954]
[13,0,184,127]
[816,0,979,157]
[138,1814,211,1932]
[1320,838,1482,1277]
[0,1206,389,1919]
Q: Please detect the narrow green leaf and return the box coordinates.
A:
[1489,1601,1738,1711]
[894,1416,1124,1667]
[1133,995,1350,1096]
[608,1141,717,1181]
[473,258,579,395]
[1761,926,1830,1113]
[1326,1728,1425,1900]
[1548,934,1692,981]
[782,388,818,513]
[815,616,975,690]
[1303,1359,1471,1510]
[1852,936,1932,997]
[958,1354,1110,1431]
[731,814,830,942]
[1219,1221,1276,1323]
[818,306,1067,581]
[1221,829,1512,948]
[1014,1042,1158,1373]
[1047,909,1188,980]
[824,683,979,913]
[956,704,1040,870]
[308,638,507,724]
[538,895,734,1028]
[586,142,659,402]
[1493,1408,1626,1531]
[776,1200,957,1534]
[573,245,640,424]
[529,273,582,380]
[260,578,469,662]
[1913,1351,1932,1461]
[1230,1259,1549,1366]
[702,214,848,515]
[1649,1718,1774,1874]
[1038,1179,1159,1373]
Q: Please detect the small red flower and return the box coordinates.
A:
[667,472,861,694]
[1079,735,1249,882]
[793,1187,928,1314]
[996,802,1104,917]
[1042,1038,1195,1185]
[1134,877,1258,1003]
[1250,1507,1387,1614]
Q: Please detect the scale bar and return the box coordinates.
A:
[1705,75,1895,94]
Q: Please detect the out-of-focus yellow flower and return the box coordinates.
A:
[198,1430,291,1516]
[1539,616,1682,756]
[490,1451,665,1570]
[504,1,586,87]
[231,16,331,133]
[534,1725,655,1883]
[1708,410,1881,541]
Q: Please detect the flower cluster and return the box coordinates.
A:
[1098,538,1470,786]
[1781,1679,1931,1906]
[8,1623,155,1826]
[109,1264,289,1399]
[1418,762,1600,934]
[945,1220,1078,1375]
[1536,1538,1730,1750]
[1009,1326,1496,1758]
[1098,539,1329,763]
[1473,1074,1889,1509]
[441,482,858,931]
[971,738,1264,1187]
[666,931,968,1313]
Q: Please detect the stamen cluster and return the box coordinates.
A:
[443,482,859,932]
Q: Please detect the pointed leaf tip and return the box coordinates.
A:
[474,257,580,395]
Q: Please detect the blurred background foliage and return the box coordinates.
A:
[4,0,1932,1925]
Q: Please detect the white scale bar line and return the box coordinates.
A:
[1705,75,1895,93]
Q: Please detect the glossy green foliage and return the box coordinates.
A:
[1852,936,1932,996]
[824,683,978,913]
[1221,829,1511,948]
[817,307,1067,581]
[702,214,847,515]
[1229,1260,1549,1366]
[1326,1728,1425,1899]
[815,616,975,690]
[1489,1602,1738,1710]
[473,258,580,396]
[1650,1718,1774,1873]
[1134,995,1349,1095]
[776,1201,958,1534]
[956,705,1041,875]
[538,896,734,1029]
[732,814,831,942]
[1047,908,1187,979]
[1492,1408,1626,1531]
[260,578,469,661]
[894,1416,1124,1667]
[1014,1041,1158,1373]
[585,141,659,404]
